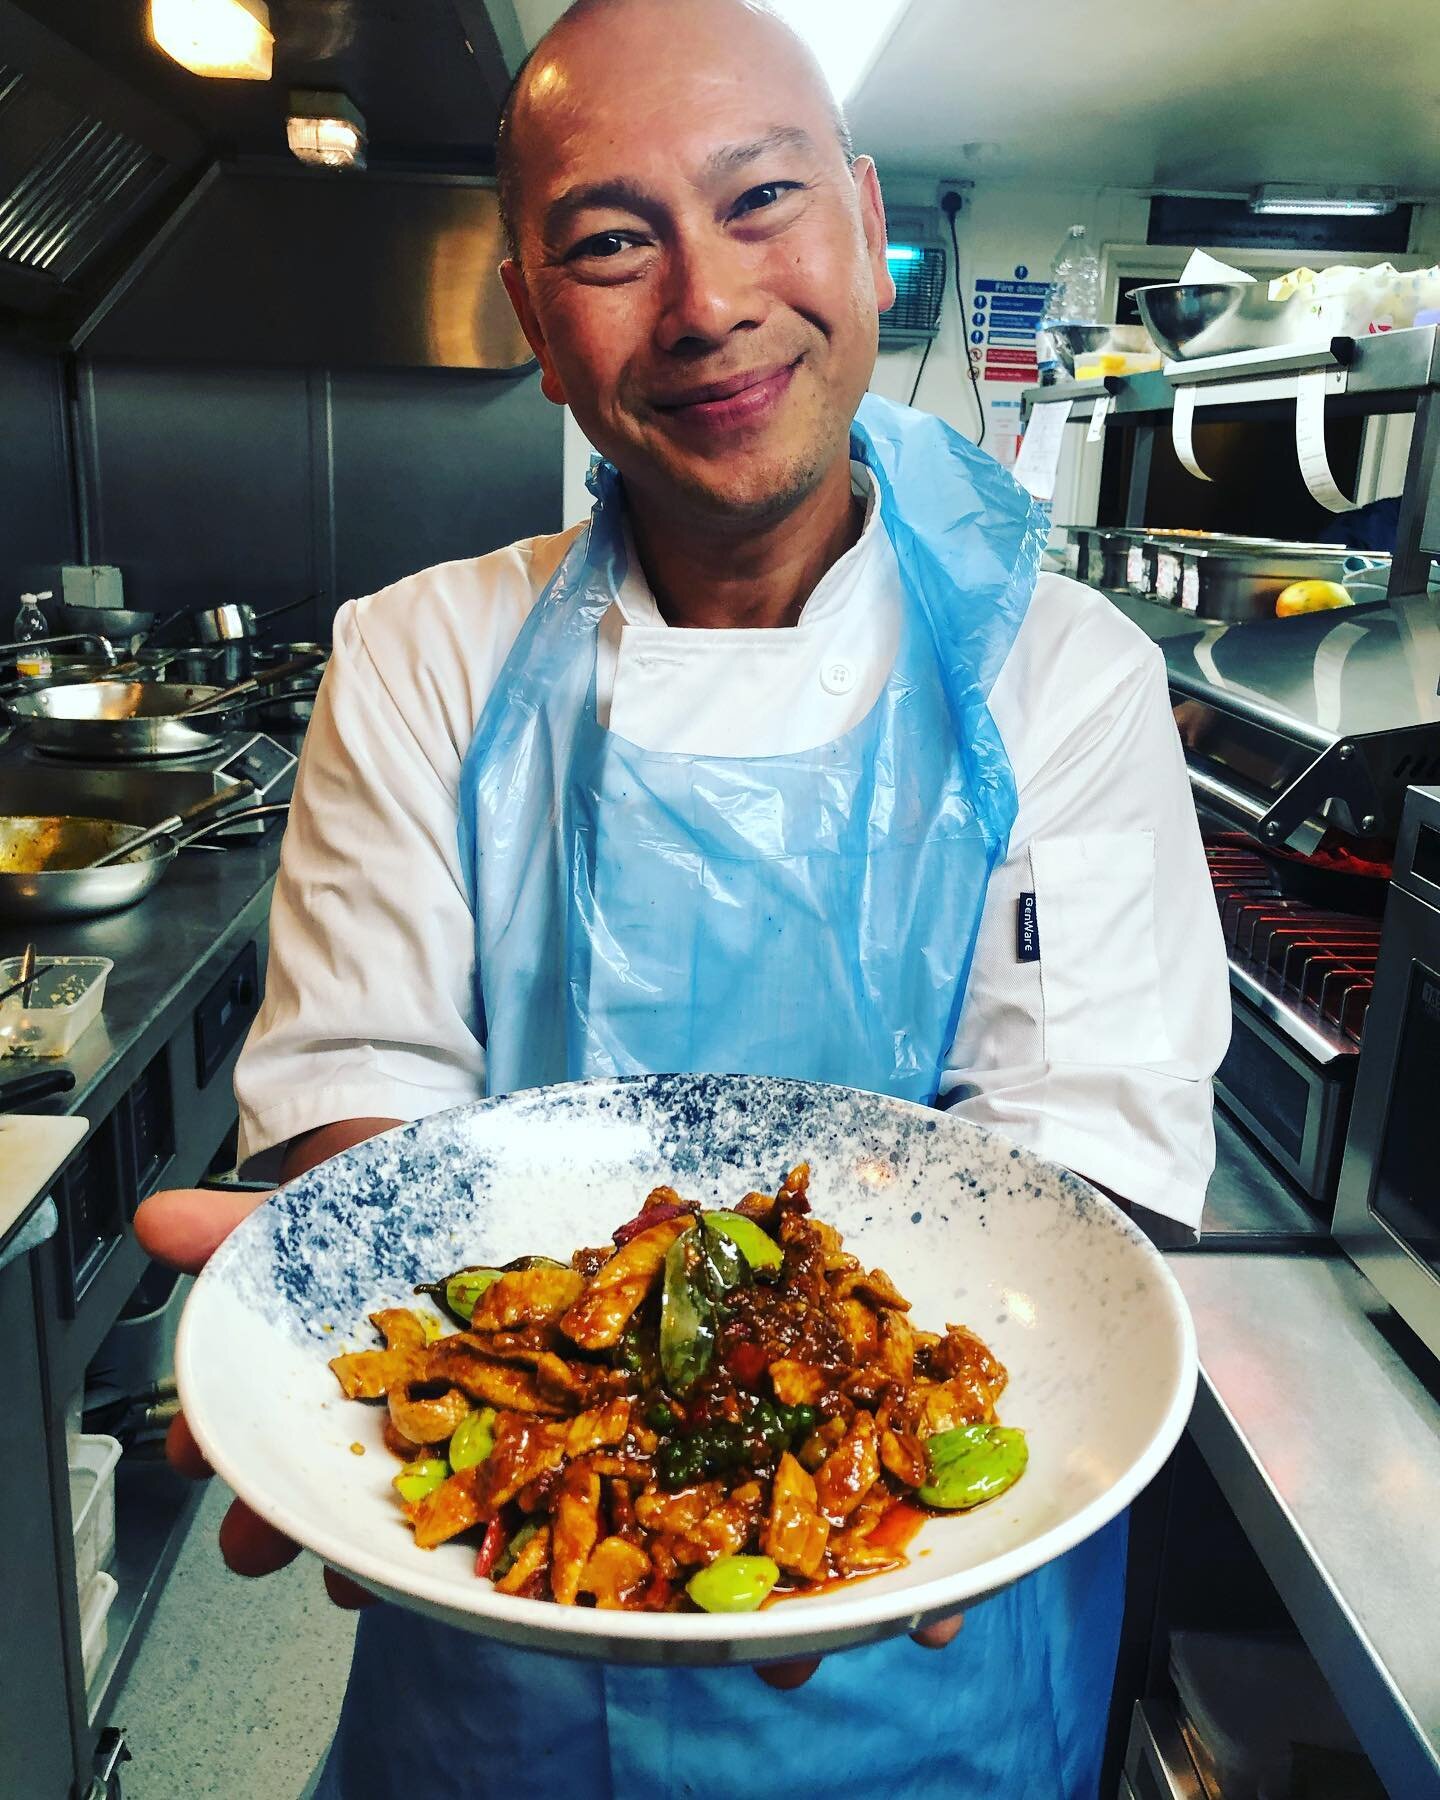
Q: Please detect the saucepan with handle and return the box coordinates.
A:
[193,592,324,645]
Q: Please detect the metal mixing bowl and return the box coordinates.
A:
[1133,282,1303,361]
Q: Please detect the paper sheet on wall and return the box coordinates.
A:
[1171,386,1212,482]
[1085,393,1113,443]
[987,397,1022,466]
[1296,367,1357,512]
[1014,402,1070,501]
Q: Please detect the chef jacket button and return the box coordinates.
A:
[821,659,855,696]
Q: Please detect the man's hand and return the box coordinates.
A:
[755,1613,964,1690]
[134,1118,401,1607]
[134,1185,377,1608]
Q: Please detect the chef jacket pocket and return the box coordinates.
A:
[1029,831,1173,1066]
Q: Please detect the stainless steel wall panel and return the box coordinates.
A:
[67,356,561,632]
[0,339,78,592]
[329,366,561,603]
[76,360,321,621]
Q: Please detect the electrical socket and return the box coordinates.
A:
[936,179,972,217]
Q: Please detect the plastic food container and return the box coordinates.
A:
[70,1432,122,1593]
[79,1568,119,1697]
[0,955,112,1058]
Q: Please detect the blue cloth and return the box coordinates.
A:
[316,395,1126,1800]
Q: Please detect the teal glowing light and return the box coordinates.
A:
[886,245,922,263]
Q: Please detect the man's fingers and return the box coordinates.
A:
[755,1656,821,1690]
[213,1500,375,1608]
[323,1566,379,1610]
[911,1613,965,1650]
[165,1411,213,1481]
[217,1498,303,1577]
[134,1186,274,1276]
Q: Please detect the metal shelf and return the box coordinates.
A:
[1023,325,1440,421]
[1026,325,1440,597]
[87,1461,202,1727]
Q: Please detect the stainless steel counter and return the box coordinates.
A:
[1171,1226,1440,1795]
[0,829,283,1248]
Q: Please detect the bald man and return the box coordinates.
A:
[138,3,1228,1795]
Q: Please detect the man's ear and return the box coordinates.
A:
[500,259,570,405]
[852,157,896,315]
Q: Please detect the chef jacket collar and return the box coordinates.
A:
[612,462,883,632]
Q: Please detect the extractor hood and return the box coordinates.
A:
[74,161,535,372]
[0,1,202,317]
[0,0,530,371]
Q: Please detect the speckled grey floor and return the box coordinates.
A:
[112,1481,355,1798]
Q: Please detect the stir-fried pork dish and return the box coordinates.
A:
[328,1165,1028,1613]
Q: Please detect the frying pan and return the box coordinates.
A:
[0,788,283,923]
[5,653,324,760]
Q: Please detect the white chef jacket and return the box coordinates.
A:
[236,468,1230,1230]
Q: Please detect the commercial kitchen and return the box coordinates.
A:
[2,1,1439,1796]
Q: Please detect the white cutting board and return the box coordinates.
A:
[0,1114,87,1247]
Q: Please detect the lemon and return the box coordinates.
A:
[1275,579,1354,618]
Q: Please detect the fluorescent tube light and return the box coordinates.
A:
[1249,184,1396,218]
[766,0,913,100]
[287,90,367,170]
[149,0,273,79]
[886,245,922,263]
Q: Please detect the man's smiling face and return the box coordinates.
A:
[500,0,895,527]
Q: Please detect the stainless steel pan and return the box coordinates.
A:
[0,790,283,923]
[5,654,325,760]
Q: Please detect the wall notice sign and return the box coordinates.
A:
[1014,402,1071,501]
[974,277,1048,385]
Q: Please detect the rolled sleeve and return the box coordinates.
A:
[943,586,1231,1233]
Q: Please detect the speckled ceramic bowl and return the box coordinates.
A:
[176,1074,1196,1665]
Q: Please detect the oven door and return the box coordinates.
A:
[1333,881,1440,1360]
[1215,981,1355,1212]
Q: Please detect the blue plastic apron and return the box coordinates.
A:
[315,396,1127,1800]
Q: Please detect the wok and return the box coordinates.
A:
[5,653,324,760]
[0,791,285,922]
[57,603,166,657]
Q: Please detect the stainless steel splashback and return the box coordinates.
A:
[75,164,533,372]
[1163,592,1440,851]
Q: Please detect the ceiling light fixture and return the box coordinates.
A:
[149,0,273,80]
[287,90,367,171]
[1249,183,1397,218]
[766,0,914,101]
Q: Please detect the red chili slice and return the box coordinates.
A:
[612,1200,697,1247]
[474,1517,507,1579]
[725,1342,768,1388]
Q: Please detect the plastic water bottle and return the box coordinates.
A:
[1048,224,1101,322]
[12,590,52,678]
[1037,224,1101,384]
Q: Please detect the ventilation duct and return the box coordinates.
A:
[0,63,164,282]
